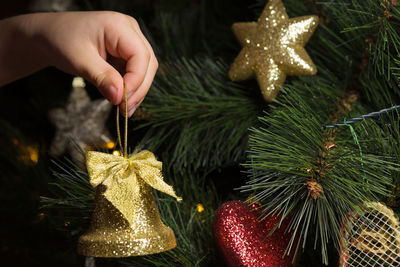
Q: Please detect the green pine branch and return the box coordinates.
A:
[136,57,264,176]
[241,75,399,264]
[320,0,400,106]
[240,2,400,264]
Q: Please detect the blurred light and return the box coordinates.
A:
[106,142,115,149]
[197,203,205,213]
[72,77,85,88]
[27,146,39,164]
[12,138,40,165]
[38,212,46,221]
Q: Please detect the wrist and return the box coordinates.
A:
[17,13,54,69]
[0,14,50,85]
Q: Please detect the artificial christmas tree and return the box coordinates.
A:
[1,0,400,266]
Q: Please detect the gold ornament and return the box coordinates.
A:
[77,150,182,257]
[229,0,318,102]
[339,202,400,266]
[48,77,113,166]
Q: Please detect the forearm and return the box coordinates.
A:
[0,14,49,86]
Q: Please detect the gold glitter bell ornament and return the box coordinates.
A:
[78,84,181,257]
[77,149,182,257]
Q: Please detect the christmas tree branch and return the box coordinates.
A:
[136,57,264,175]
[242,74,399,264]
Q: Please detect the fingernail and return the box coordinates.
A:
[128,106,136,117]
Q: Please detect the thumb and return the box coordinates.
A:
[79,53,123,105]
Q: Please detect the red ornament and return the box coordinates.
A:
[213,200,299,267]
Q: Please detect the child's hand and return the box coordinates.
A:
[1,11,157,117]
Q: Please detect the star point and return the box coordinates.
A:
[229,0,318,102]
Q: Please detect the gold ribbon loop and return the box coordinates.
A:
[129,151,182,201]
[86,150,181,225]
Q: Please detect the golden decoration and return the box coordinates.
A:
[339,202,400,266]
[77,150,182,257]
[229,0,318,102]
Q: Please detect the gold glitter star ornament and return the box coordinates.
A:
[229,0,318,102]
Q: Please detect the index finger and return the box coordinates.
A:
[104,18,150,103]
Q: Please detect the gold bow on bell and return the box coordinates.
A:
[86,150,182,226]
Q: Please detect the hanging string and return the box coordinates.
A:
[116,85,129,158]
[116,107,122,155]
[124,85,128,158]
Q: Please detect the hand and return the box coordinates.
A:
[0,11,158,116]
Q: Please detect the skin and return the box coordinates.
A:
[0,11,158,117]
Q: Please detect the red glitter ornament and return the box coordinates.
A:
[213,200,300,267]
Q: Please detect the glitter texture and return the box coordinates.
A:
[213,200,299,267]
[77,150,181,257]
[229,0,318,102]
